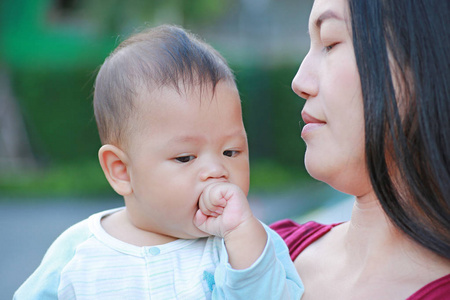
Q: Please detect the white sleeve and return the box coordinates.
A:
[13,220,91,300]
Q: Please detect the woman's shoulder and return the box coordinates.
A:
[407,273,450,300]
[270,219,340,260]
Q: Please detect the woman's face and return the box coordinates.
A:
[292,0,371,196]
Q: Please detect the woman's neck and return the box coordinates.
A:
[345,193,399,260]
[340,192,450,281]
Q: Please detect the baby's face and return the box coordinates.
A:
[124,81,249,240]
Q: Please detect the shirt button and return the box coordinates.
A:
[148,247,161,256]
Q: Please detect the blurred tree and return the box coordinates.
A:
[0,0,235,173]
[0,67,36,171]
[0,0,310,175]
[79,0,234,36]
[0,0,115,173]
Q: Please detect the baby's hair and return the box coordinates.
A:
[93,24,235,147]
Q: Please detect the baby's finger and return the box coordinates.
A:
[205,184,228,208]
[198,193,220,217]
[193,209,207,229]
[200,186,226,213]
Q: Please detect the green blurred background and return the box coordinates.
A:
[0,0,317,198]
[0,0,358,299]
[1,2,358,297]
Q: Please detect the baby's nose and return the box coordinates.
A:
[199,159,229,181]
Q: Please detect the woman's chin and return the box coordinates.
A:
[304,156,333,182]
[306,162,372,196]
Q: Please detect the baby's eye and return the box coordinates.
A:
[175,155,196,163]
[223,150,239,157]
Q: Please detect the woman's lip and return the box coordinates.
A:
[301,123,326,137]
[301,111,325,124]
[301,111,326,137]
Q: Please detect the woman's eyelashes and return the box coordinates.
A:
[323,42,338,53]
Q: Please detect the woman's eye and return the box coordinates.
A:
[324,42,338,53]
[223,150,239,157]
[175,155,195,163]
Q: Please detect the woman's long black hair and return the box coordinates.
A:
[349,0,449,258]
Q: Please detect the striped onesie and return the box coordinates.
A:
[14,207,303,299]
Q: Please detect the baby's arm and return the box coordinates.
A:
[193,183,267,269]
[194,183,304,299]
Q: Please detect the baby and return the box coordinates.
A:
[14,25,303,299]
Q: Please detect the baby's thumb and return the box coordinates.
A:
[193,209,207,230]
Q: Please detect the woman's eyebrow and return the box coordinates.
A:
[307,9,343,36]
[315,10,343,29]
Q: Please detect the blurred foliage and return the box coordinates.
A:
[0,160,110,197]
[235,63,306,168]
[10,63,306,166]
[0,0,234,70]
[0,0,312,197]
[79,0,234,34]
[0,158,312,198]
[249,159,311,192]
[0,0,114,70]
[2,63,310,197]
[11,67,100,163]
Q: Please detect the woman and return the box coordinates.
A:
[271,0,450,298]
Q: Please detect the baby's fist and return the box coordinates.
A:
[194,182,252,237]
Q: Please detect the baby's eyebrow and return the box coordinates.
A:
[166,129,247,146]
[226,128,247,137]
[167,136,203,145]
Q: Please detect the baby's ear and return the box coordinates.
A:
[98,144,132,196]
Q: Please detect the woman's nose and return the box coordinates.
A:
[292,52,318,100]
[199,158,229,181]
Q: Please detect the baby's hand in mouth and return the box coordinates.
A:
[193,183,252,238]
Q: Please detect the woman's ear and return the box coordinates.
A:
[98,144,132,196]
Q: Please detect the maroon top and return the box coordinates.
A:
[270,219,450,300]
